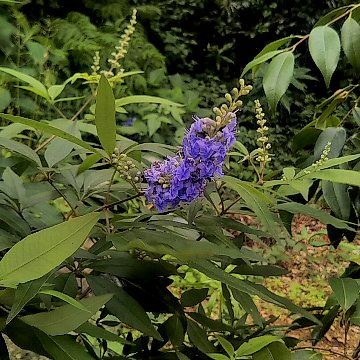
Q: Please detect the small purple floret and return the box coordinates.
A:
[144,115,237,211]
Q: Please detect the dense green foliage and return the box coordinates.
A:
[0,1,359,359]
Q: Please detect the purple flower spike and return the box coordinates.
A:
[144,114,237,211]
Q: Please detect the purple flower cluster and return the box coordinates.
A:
[144,115,237,211]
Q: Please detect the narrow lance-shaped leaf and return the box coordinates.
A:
[341,17,360,73]
[0,137,41,166]
[0,67,49,99]
[0,212,99,285]
[95,75,116,155]
[0,113,101,155]
[37,333,95,360]
[309,26,340,87]
[6,273,52,324]
[21,294,112,336]
[241,50,285,77]
[263,51,295,112]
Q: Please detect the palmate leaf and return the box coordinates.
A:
[0,212,99,285]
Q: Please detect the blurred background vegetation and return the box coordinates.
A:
[0,0,357,174]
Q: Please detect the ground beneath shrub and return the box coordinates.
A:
[259,214,360,359]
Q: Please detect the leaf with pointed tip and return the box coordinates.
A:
[309,26,340,87]
[7,273,52,324]
[0,137,41,166]
[0,113,101,155]
[329,278,359,311]
[0,212,99,285]
[341,17,360,73]
[37,333,95,360]
[22,294,112,335]
[263,52,294,112]
[95,75,116,155]
[253,342,291,360]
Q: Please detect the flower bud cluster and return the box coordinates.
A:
[101,9,137,78]
[91,51,100,76]
[111,148,142,184]
[213,78,252,128]
[254,99,271,164]
[304,142,331,175]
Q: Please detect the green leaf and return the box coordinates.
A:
[6,273,52,324]
[292,350,322,360]
[187,260,320,325]
[76,322,129,344]
[115,95,182,108]
[0,113,101,155]
[322,181,350,220]
[231,264,288,277]
[0,137,41,166]
[0,87,11,111]
[78,153,102,174]
[95,75,116,155]
[305,169,360,187]
[181,288,208,307]
[187,318,216,354]
[217,336,234,357]
[277,202,352,230]
[314,127,346,159]
[207,354,229,360]
[353,107,360,126]
[314,6,350,27]
[231,288,263,326]
[308,26,340,87]
[22,294,112,335]
[0,205,31,237]
[241,50,285,77]
[235,335,282,356]
[37,333,95,360]
[87,275,162,340]
[223,176,279,239]
[255,36,297,59]
[0,212,99,285]
[39,290,88,311]
[253,342,291,360]
[0,67,48,99]
[45,121,81,167]
[329,278,359,311]
[341,17,360,73]
[165,315,185,347]
[263,52,295,112]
